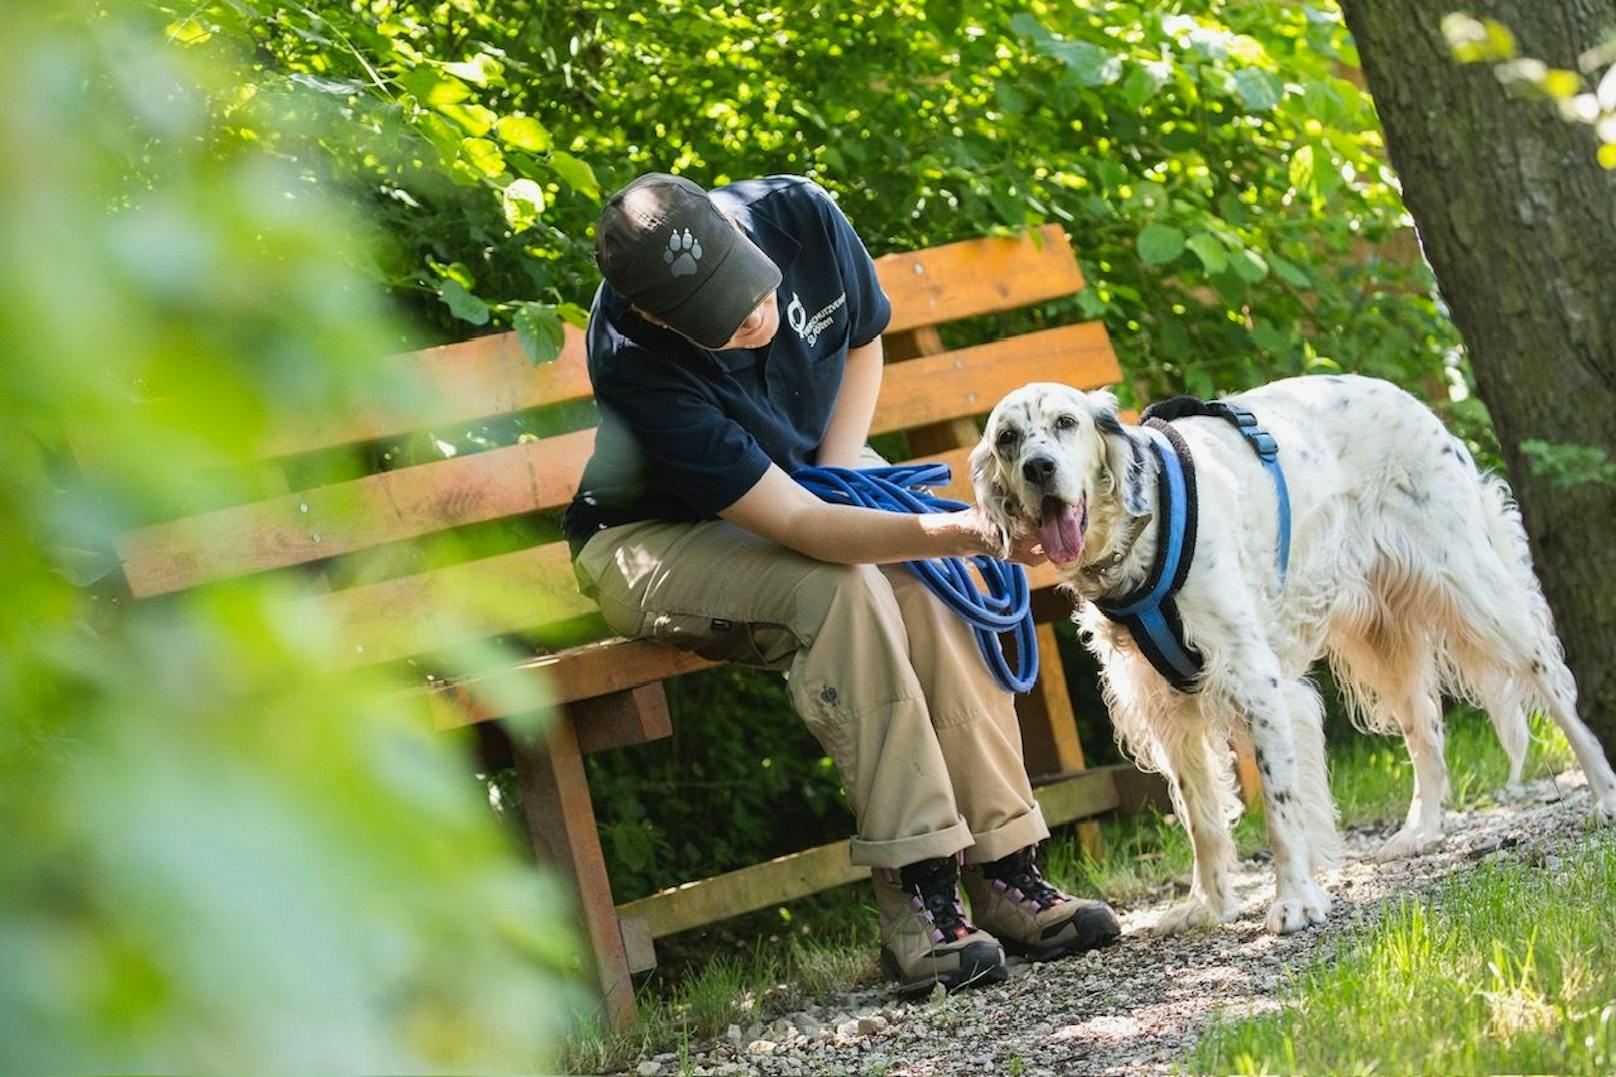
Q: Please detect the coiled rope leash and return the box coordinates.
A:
[793,463,1038,693]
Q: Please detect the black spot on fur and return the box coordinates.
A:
[1272,789,1293,805]
[1268,676,1279,688]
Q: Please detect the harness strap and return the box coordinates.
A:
[1094,396,1293,694]
[1094,422,1202,692]
[1141,395,1291,581]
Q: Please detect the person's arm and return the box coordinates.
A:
[720,462,1001,564]
[815,336,884,468]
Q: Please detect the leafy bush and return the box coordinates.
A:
[0,3,579,1068]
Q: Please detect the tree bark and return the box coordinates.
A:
[1338,0,1616,762]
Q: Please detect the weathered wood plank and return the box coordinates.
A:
[879,224,1084,334]
[572,685,674,755]
[511,713,637,1027]
[616,766,1125,939]
[119,429,595,598]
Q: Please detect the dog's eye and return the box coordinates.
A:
[1054,414,1079,431]
[996,427,1019,448]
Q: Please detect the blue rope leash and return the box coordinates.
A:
[793,463,1039,693]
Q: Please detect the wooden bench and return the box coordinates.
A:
[108,225,1165,1027]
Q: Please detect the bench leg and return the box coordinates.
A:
[1016,622,1104,858]
[510,708,637,1028]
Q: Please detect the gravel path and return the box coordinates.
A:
[624,769,1604,1077]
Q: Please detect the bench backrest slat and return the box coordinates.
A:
[252,225,1084,461]
[119,322,1117,597]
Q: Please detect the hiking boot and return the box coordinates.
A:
[962,845,1121,961]
[873,856,1007,997]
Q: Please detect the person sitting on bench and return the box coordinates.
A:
[563,172,1121,993]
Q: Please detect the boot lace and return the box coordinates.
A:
[898,856,975,944]
[982,845,1066,911]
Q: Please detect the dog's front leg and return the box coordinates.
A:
[1236,670,1332,935]
[1151,720,1242,935]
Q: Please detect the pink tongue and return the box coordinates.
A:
[1039,499,1085,565]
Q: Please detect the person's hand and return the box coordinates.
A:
[1004,529,1048,567]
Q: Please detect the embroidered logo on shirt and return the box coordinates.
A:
[786,290,847,347]
[664,228,702,277]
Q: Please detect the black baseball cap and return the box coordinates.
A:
[594,173,783,349]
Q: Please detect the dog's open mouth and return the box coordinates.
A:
[1039,495,1088,565]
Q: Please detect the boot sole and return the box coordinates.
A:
[1001,905,1123,963]
[881,940,1008,998]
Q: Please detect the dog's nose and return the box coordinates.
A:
[1022,455,1056,484]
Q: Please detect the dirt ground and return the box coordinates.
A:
[623,768,1603,1077]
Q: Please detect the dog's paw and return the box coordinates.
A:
[1373,825,1442,863]
[1591,790,1616,826]
[1152,899,1231,936]
[1264,883,1330,936]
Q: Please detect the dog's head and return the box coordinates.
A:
[970,383,1151,566]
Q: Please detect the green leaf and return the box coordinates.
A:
[164,16,213,45]
[1251,320,1293,354]
[1008,13,1051,42]
[444,54,505,86]
[557,302,591,329]
[438,102,497,137]
[514,302,566,364]
[501,179,545,233]
[1233,68,1282,112]
[549,151,599,201]
[1122,63,1165,110]
[1047,40,1123,86]
[461,137,506,178]
[438,279,490,325]
[1289,144,1317,193]
[1233,248,1269,283]
[1268,253,1312,288]
[1186,234,1229,275]
[398,68,471,107]
[1136,223,1186,265]
[495,115,552,153]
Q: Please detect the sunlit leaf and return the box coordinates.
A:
[501,178,546,232]
[1187,233,1229,275]
[496,115,552,152]
[549,151,599,200]
[514,302,565,363]
[460,137,506,178]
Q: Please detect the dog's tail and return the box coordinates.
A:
[1437,454,1556,781]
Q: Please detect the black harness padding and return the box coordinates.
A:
[1093,396,1292,693]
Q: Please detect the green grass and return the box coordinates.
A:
[1189,832,1616,1075]
[563,709,1577,1072]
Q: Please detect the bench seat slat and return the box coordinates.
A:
[119,324,1119,597]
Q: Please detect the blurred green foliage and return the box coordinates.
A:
[152,0,1494,903]
[0,2,580,1068]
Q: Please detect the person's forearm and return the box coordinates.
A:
[815,337,884,468]
[719,463,997,564]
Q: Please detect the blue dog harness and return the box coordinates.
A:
[1093,396,1291,692]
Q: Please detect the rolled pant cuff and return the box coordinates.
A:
[961,802,1051,865]
[847,817,974,869]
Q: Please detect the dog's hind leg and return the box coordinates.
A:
[1439,474,1616,822]
[1330,625,1450,861]
[1150,708,1242,935]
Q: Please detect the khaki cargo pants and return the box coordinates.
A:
[574,498,1049,871]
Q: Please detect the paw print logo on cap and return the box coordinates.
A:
[664,228,702,277]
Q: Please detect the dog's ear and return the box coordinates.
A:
[968,425,1014,558]
[1091,391,1151,518]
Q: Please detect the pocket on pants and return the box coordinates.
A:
[645,611,799,670]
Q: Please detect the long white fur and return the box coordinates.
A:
[971,374,1616,935]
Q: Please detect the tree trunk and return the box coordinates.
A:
[1338,1,1616,763]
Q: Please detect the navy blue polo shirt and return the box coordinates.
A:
[562,176,892,553]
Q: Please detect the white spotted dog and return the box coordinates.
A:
[970,374,1616,936]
